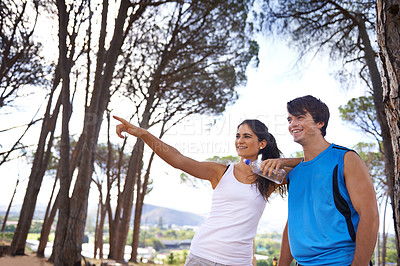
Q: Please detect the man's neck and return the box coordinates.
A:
[302,138,331,162]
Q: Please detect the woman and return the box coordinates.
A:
[113,116,298,266]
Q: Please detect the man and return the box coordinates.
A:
[278,95,379,266]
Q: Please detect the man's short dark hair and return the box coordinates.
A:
[287,95,330,137]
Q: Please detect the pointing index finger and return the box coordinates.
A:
[113,115,128,124]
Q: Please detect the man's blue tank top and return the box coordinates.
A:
[287,143,360,266]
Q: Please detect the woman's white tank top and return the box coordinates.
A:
[189,164,266,265]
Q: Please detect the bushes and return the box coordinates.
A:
[164,250,188,264]
[0,232,14,242]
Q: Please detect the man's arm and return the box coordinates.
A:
[262,158,302,176]
[344,151,379,266]
[278,221,293,266]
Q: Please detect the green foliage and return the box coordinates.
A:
[384,236,398,263]
[206,155,240,164]
[255,232,283,263]
[126,226,195,251]
[290,151,303,158]
[29,221,43,233]
[182,250,188,262]
[119,0,263,127]
[263,0,377,88]
[255,231,398,265]
[0,0,51,110]
[95,142,130,178]
[0,232,14,241]
[339,96,380,140]
[32,137,81,173]
[257,260,288,266]
[158,216,164,229]
[352,142,385,183]
[386,249,397,263]
[257,232,282,240]
[27,233,41,241]
[180,171,208,188]
[149,237,164,251]
[339,96,386,198]
[339,96,376,122]
[2,224,16,232]
[164,229,178,239]
[256,258,296,265]
[164,250,188,265]
[167,252,175,264]
[256,238,281,257]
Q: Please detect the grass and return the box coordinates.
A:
[26,233,55,242]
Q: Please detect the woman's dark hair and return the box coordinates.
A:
[238,119,285,200]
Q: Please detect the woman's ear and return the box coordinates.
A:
[260,139,267,149]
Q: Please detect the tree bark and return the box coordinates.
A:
[1,179,19,232]
[38,136,83,258]
[358,9,396,229]
[95,114,113,259]
[110,75,160,260]
[382,196,389,266]
[56,0,133,263]
[10,72,61,256]
[107,139,127,259]
[37,172,58,258]
[376,0,400,264]
[52,0,72,264]
[130,152,155,262]
[111,140,144,261]
[93,191,107,259]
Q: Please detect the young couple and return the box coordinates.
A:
[114,95,379,266]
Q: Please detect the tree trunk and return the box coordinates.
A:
[37,195,59,258]
[38,136,83,258]
[130,152,155,262]
[10,73,61,256]
[98,203,107,259]
[130,179,142,263]
[382,196,389,266]
[94,201,101,259]
[37,173,58,258]
[1,179,19,232]
[114,13,177,258]
[55,1,133,263]
[94,199,107,259]
[52,0,72,264]
[110,87,158,261]
[376,231,380,266]
[376,0,400,264]
[112,140,144,261]
[107,139,127,259]
[95,113,113,259]
[358,11,398,263]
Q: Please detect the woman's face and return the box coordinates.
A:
[235,124,265,160]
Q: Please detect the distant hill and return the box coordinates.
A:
[139,204,206,227]
[2,203,206,227]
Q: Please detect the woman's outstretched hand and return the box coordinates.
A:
[113,115,144,139]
